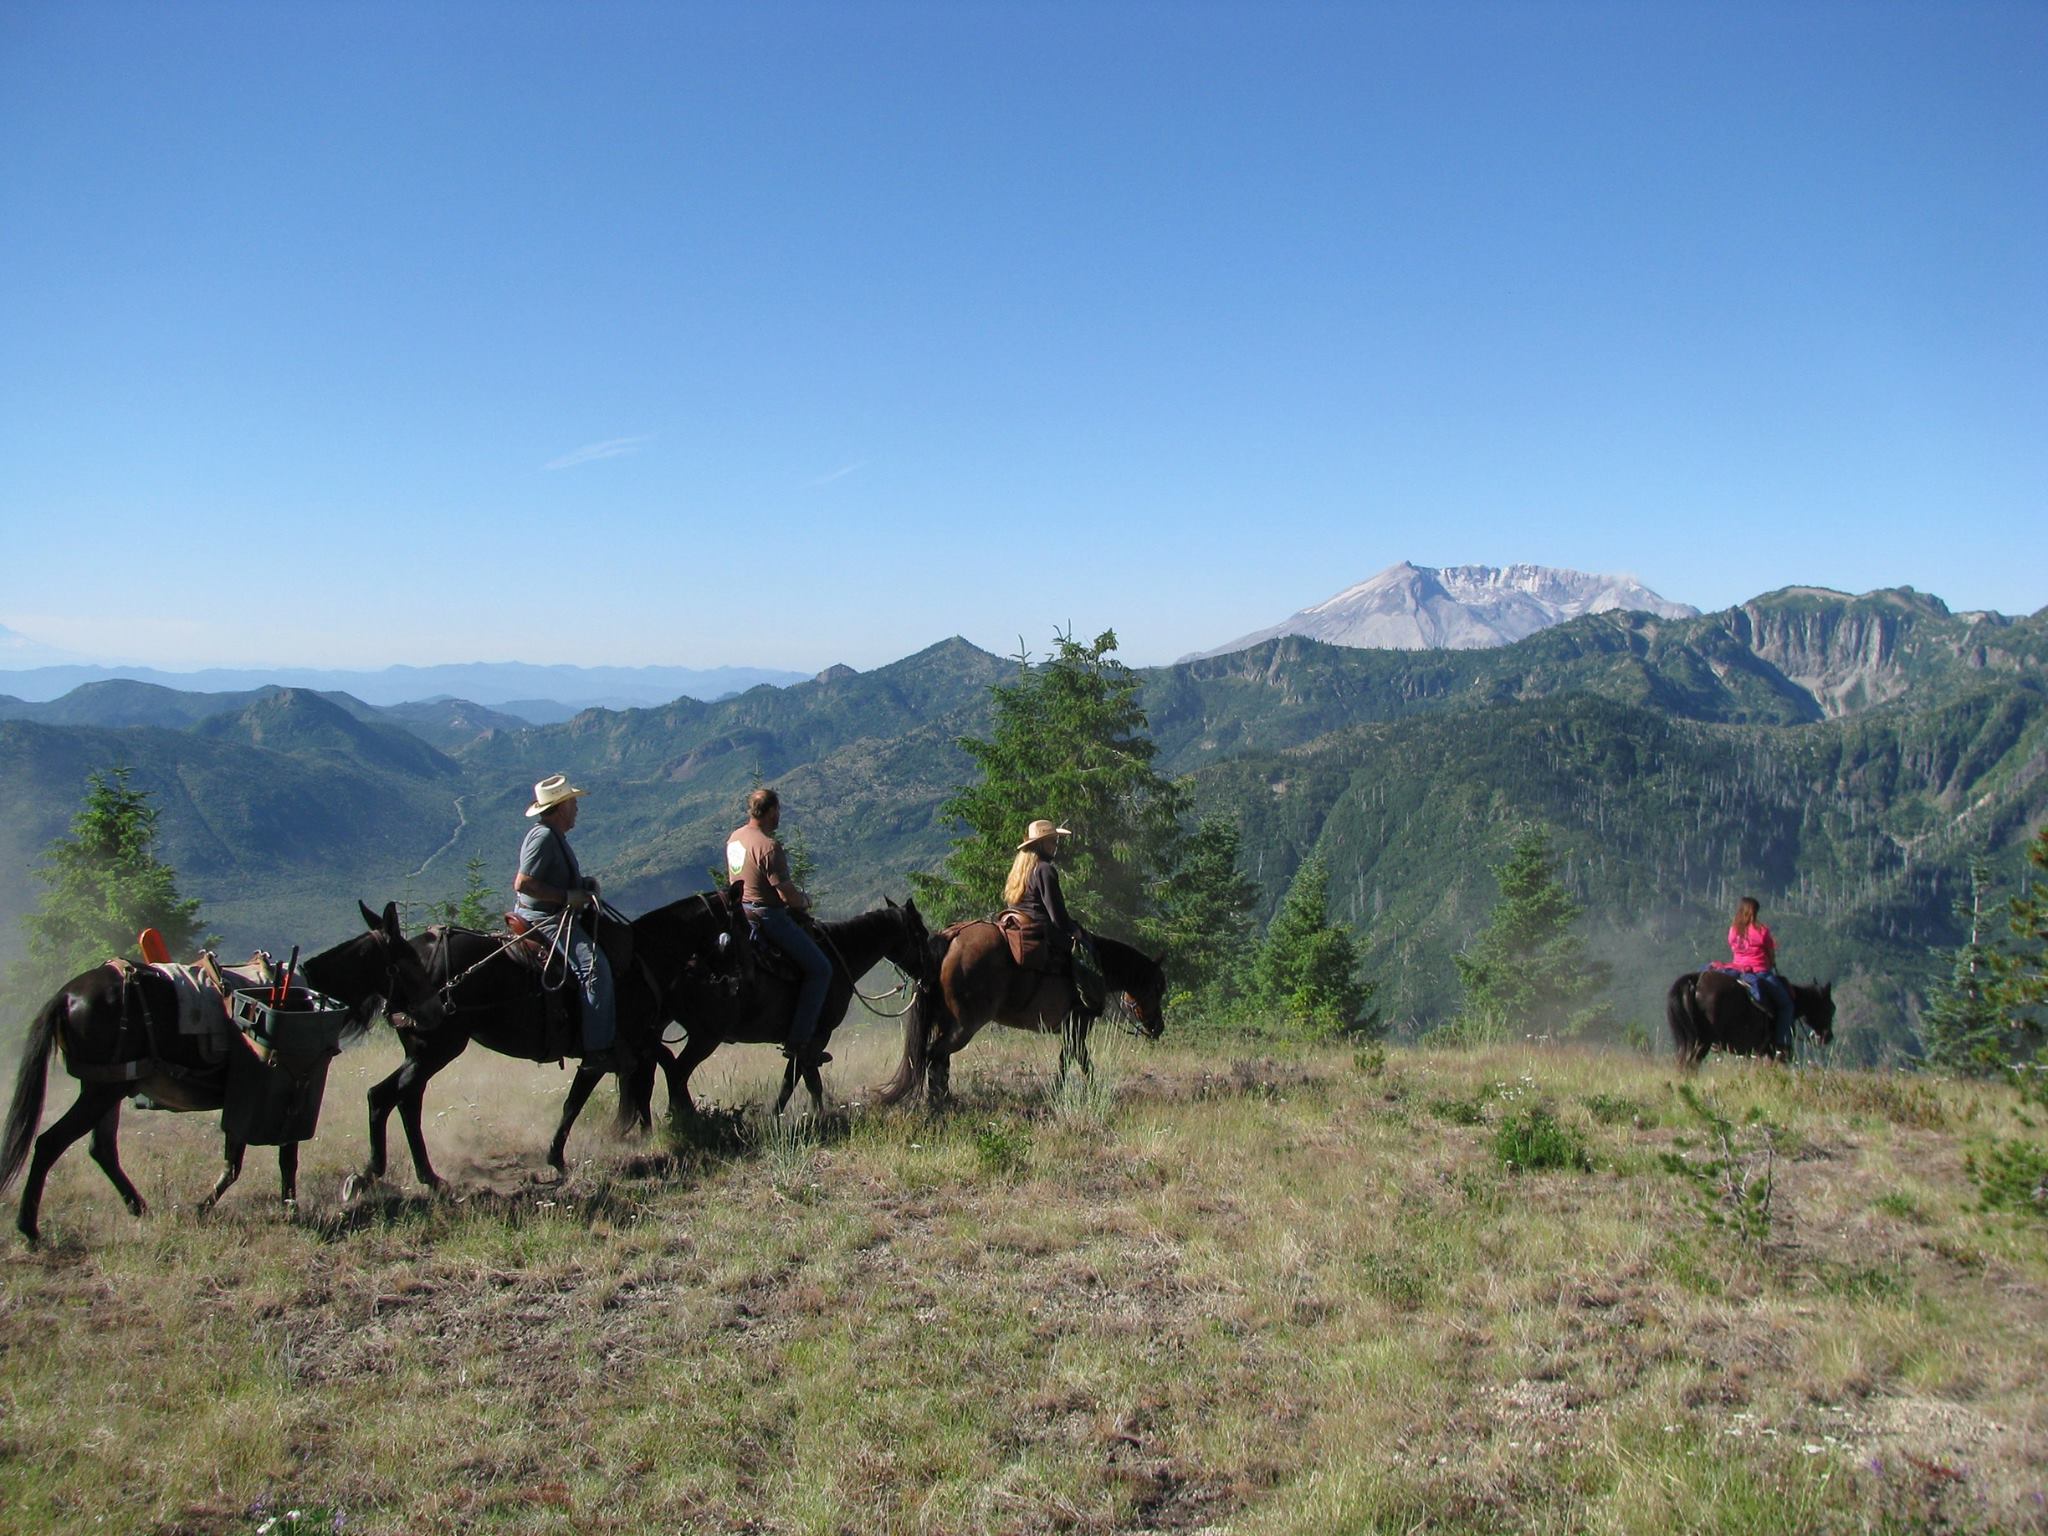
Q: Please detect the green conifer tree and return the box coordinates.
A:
[1451,826,1609,1042]
[433,854,497,930]
[11,766,206,999]
[1252,850,1379,1037]
[913,629,1185,932]
[1919,859,2008,1073]
[1989,827,2048,1076]
[1155,814,1260,1004]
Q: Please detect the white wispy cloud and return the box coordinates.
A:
[806,460,865,488]
[544,435,655,471]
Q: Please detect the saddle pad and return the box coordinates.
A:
[1706,966,1764,1007]
[147,963,236,1063]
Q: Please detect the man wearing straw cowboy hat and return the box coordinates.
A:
[1006,818,1106,1016]
[512,774,617,1072]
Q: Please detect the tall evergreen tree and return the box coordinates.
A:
[1155,814,1260,1004]
[913,629,1185,931]
[1919,859,2008,1073]
[1451,826,1609,1041]
[1989,826,2048,1071]
[1252,850,1379,1037]
[11,766,206,999]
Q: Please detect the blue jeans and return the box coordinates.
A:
[756,907,832,1045]
[1755,972,1794,1051]
[529,913,615,1053]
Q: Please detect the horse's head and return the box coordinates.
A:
[1801,979,1836,1047]
[883,896,933,984]
[299,900,438,1037]
[1103,941,1168,1040]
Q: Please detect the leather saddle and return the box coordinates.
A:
[745,912,819,987]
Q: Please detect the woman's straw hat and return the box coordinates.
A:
[526,774,589,818]
[1017,818,1072,852]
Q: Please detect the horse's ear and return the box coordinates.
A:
[360,900,381,931]
[886,895,899,911]
[1153,949,1167,968]
[381,901,400,936]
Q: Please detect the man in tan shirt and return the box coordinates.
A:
[727,787,832,1061]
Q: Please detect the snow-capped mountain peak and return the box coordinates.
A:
[1183,562,1697,660]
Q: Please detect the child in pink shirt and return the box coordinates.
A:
[1727,896,1792,1050]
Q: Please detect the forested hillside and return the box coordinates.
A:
[3,589,2043,1060]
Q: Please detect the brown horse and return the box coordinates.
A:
[1665,969,1835,1069]
[874,923,1165,1107]
[1,901,428,1244]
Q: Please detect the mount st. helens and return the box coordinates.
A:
[1182,561,1699,660]
[2,586,2043,1059]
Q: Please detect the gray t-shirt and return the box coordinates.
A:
[513,823,584,923]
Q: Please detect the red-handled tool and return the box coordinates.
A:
[274,944,299,1006]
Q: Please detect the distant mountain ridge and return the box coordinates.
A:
[1184,561,1698,660]
[4,592,2045,1062]
[0,659,810,714]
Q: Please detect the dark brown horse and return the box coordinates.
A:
[658,898,931,1118]
[347,889,743,1196]
[874,923,1166,1107]
[1,901,428,1244]
[1666,969,1835,1069]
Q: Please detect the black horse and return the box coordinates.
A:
[1666,969,1835,1069]
[1,901,427,1244]
[873,923,1167,1108]
[349,889,742,1195]
[658,898,931,1118]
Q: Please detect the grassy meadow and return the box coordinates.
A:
[2,1024,2045,1534]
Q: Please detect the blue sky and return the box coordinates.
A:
[2,1,2042,673]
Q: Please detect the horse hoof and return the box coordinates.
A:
[340,1172,372,1205]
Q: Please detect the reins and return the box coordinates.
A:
[812,915,925,1019]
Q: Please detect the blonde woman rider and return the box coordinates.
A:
[1006,819,1105,1014]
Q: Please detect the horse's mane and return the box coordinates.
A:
[1091,932,1159,983]
[819,904,903,947]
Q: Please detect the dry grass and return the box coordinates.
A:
[2,1028,2045,1534]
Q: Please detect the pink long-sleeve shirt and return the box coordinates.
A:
[1727,922,1776,973]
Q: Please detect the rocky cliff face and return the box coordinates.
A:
[1184,561,1697,660]
[1731,591,1921,717]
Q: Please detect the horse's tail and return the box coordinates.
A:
[872,984,934,1107]
[1665,972,1704,1071]
[1,990,66,1194]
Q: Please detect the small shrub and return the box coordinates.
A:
[1358,1250,1429,1309]
[1873,1191,1926,1223]
[1352,1041,1388,1077]
[1493,1107,1592,1172]
[1662,1085,1783,1248]
[1965,1140,2048,1218]
[1583,1091,1648,1127]
[1427,1094,1487,1126]
[974,1120,1032,1178]
[1813,1260,1911,1303]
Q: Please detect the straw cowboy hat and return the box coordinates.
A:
[526,774,589,818]
[1017,818,1072,852]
